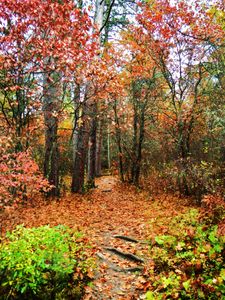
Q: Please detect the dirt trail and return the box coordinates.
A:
[1,176,184,299]
[83,176,151,299]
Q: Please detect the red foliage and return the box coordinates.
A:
[0,0,95,72]
[0,0,96,138]
[137,0,224,45]
[0,136,52,209]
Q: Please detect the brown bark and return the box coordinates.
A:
[87,104,97,187]
[71,105,89,193]
[113,100,124,181]
[95,119,103,176]
[43,73,61,196]
[133,108,145,186]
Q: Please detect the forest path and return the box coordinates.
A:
[83,176,151,299]
[1,176,185,299]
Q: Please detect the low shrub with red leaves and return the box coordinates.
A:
[0,136,52,209]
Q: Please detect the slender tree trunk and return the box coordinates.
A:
[107,124,111,170]
[71,103,89,193]
[176,126,190,195]
[43,72,61,196]
[72,84,81,163]
[115,124,124,181]
[95,119,103,176]
[88,104,97,187]
[113,101,124,181]
[133,109,145,186]
[14,71,27,152]
[95,0,105,31]
[131,98,138,183]
[87,0,105,186]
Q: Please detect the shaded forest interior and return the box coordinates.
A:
[0,0,224,299]
[0,0,224,200]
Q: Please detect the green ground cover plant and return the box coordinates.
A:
[0,225,94,300]
[146,209,225,299]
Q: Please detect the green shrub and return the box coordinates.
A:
[146,209,225,299]
[0,225,94,300]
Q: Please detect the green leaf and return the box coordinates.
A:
[155,236,165,245]
[21,286,27,294]
[155,235,175,246]
[214,244,222,252]
[0,225,94,298]
[146,291,155,300]
[209,230,218,244]
[183,280,190,291]
[220,269,225,280]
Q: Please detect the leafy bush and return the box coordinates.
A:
[158,159,223,201]
[0,225,94,300]
[145,209,225,299]
[201,194,225,226]
[0,136,52,209]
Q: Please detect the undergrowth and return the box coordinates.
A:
[145,208,225,299]
[0,225,95,300]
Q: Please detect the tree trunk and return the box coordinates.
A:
[72,84,81,163]
[177,132,190,196]
[71,103,89,193]
[95,0,105,31]
[87,104,97,187]
[43,72,61,196]
[131,93,138,183]
[133,108,145,186]
[115,125,124,181]
[87,0,105,186]
[95,119,103,176]
[113,101,124,181]
[107,124,111,170]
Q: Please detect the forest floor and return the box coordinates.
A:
[1,176,191,300]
